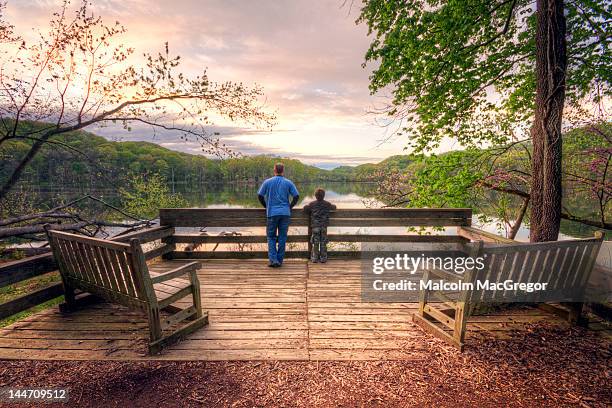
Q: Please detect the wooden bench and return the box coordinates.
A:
[44,227,208,354]
[413,232,605,350]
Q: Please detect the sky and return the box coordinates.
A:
[5,0,431,168]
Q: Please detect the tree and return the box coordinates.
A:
[529,0,566,242]
[371,124,611,238]
[358,0,610,241]
[0,0,275,199]
[120,173,186,220]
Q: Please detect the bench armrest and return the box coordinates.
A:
[151,262,200,284]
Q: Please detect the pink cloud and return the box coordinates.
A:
[5,0,408,167]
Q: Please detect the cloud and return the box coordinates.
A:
[7,0,409,166]
[92,121,377,167]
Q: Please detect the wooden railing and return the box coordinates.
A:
[160,208,473,259]
[0,226,174,320]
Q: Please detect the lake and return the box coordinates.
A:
[27,180,602,241]
[174,181,597,241]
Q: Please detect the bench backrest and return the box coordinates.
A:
[46,230,154,309]
[470,233,604,303]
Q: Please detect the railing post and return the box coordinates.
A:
[306,209,312,258]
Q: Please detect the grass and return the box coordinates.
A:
[0,297,63,327]
[0,272,61,303]
[0,271,63,328]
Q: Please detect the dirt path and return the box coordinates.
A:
[0,323,609,407]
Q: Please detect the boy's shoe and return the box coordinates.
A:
[311,258,319,263]
[268,262,281,268]
[320,258,327,263]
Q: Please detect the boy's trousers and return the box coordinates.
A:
[310,226,328,262]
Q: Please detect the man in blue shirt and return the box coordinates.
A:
[257,163,299,267]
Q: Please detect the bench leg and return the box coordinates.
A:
[147,306,163,343]
[149,313,208,355]
[566,302,588,326]
[540,302,588,327]
[58,284,77,313]
[453,301,469,346]
[190,271,203,320]
[147,269,208,355]
[414,271,466,351]
[417,271,429,318]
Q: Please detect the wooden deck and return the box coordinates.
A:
[0,259,572,361]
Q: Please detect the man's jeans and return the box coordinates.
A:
[266,215,291,265]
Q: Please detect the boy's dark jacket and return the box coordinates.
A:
[303,199,336,228]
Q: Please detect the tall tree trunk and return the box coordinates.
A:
[530,0,567,242]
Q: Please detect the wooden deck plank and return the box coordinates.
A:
[0,329,308,341]
[0,259,571,361]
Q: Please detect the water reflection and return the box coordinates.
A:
[28,181,603,240]
[181,182,584,241]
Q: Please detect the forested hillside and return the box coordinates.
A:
[1,121,608,204]
[0,121,353,190]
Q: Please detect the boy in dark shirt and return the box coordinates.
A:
[303,188,336,263]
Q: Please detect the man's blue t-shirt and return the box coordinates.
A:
[258,176,299,217]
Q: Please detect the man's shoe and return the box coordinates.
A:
[310,258,319,263]
[320,258,327,263]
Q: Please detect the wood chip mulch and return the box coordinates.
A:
[0,322,610,407]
